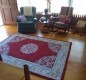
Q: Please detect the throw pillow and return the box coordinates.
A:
[76,20,86,28]
[17,15,27,22]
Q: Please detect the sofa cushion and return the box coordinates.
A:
[17,15,27,22]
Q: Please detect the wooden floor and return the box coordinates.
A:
[0,24,86,80]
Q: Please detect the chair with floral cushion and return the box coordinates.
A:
[47,16,59,32]
[47,6,73,32]
[73,20,86,35]
[54,15,71,32]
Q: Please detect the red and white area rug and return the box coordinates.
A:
[0,33,72,80]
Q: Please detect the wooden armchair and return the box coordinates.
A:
[54,15,71,32]
[53,6,73,33]
[47,6,73,32]
[47,16,59,32]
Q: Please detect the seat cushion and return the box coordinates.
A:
[17,15,27,22]
[55,21,65,26]
[24,21,34,24]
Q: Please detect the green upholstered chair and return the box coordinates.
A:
[17,6,37,33]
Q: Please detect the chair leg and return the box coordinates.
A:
[0,54,2,61]
[24,64,30,80]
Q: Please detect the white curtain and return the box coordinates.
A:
[72,0,86,15]
[51,0,68,13]
[17,0,86,15]
[30,0,47,12]
[17,0,31,11]
[17,0,69,13]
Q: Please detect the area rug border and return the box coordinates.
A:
[0,32,72,80]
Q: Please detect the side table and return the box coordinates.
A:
[39,13,51,33]
[39,17,49,33]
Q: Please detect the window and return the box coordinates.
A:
[17,0,86,15]
[51,0,68,13]
[72,0,86,15]
[17,0,31,11]
[30,0,47,12]
[30,0,69,13]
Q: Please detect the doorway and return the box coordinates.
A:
[0,0,18,25]
[0,12,3,27]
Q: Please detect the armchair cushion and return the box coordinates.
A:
[59,15,69,22]
[76,20,86,28]
[64,19,71,24]
[48,16,59,24]
[55,21,65,25]
[23,6,32,16]
[19,21,34,24]
[17,15,27,22]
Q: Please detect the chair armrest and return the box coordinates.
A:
[17,15,27,22]
[48,16,59,25]
[33,17,37,22]
[17,18,20,22]
[51,17,59,22]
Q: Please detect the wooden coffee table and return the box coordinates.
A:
[0,61,46,80]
